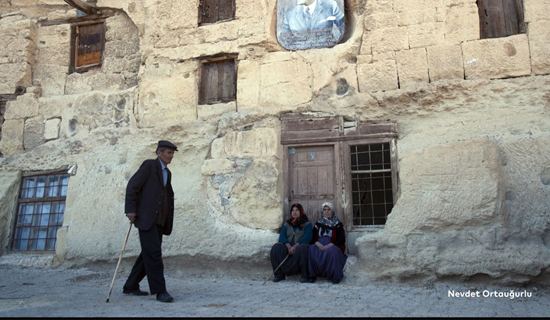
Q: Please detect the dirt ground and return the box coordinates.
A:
[0,256,549,317]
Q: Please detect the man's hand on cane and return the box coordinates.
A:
[126,213,136,223]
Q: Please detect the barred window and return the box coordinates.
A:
[12,172,69,251]
[350,143,395,225]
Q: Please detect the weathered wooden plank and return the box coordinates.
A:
[503,0,520,36]
[218,0,235,21]
[281,129,340,144]
[479,0,506,39]
[282,117,339,131]
[199,0,219,24]
[219,60,236,102]
[357,122,397,135]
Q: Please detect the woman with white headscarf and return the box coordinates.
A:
[307,202,347,283]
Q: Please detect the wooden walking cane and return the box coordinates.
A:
[106,222,132,302]
[262,254,290,285]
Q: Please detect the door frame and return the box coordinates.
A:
[282,142,344,226]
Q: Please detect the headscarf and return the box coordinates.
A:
[286,203,309,230]
[317,202,341,228]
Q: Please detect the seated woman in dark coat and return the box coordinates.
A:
[307,202,347,284]
[270,203,312,283]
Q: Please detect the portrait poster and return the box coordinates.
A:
[276,0,345,51]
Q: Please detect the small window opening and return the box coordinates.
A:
[70,20,105,73]
[199,56,237,105]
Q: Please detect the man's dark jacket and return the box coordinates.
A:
[125,158,174,235]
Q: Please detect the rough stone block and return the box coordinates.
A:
[462,34,531,80]
[427,44,464,81]
[210,138,227,159]
[523,0,550,22]
[0,63,32,95]
[38,95,73,119]
[365,27,409,54]
[44,117,61,141]
[138,76,196,126]
[397,9,437,26]
[394,0,445,12]
[259,58,311,107]
[365,0,395,14]
[23,116,45,150]
[528,20,550,75]
[396,48,429,88]
[35,24,70,66]
[444,2,479,44]
[222,128,280,158]
[33,64,67,97]
[236,59,261,111]
[364,12,398,31]
[65,73,127,95]
[387,137,504,235]
[408,22,445,48]
[201,159,236,176]
[357,55,398,92]
[0,171,19,256]
[230,159,282,230]
[0,119,24,155]
[197,102,236,120]
[4,94,39,120]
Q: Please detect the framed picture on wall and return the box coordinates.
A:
[277,0,345,50]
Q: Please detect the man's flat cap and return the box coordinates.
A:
[158,140,178,151]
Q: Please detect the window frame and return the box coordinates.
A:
[343,138,398,228]
[281,114,399,230]
[69,19,106,74]
[199,55,238,105]
[10,170,70,252]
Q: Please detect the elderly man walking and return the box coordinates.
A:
[122,140,178,303]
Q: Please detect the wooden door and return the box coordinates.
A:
[287,145,336,223]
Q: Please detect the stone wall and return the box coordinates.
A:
[0,0,549,284]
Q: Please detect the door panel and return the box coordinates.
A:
[288,145,335,223]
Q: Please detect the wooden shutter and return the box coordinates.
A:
[199,0,235,25]
[71,21,105,72]
[478,0,524,39]
[199,58,236,105]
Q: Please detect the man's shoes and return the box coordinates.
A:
[272,275,285,282]
[123,288,149,296]
[299,276,309,283]
[156,291,174,303]
[307,277,317,283]
[331,278,342,284]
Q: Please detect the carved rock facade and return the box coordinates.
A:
[0,0,549,284]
